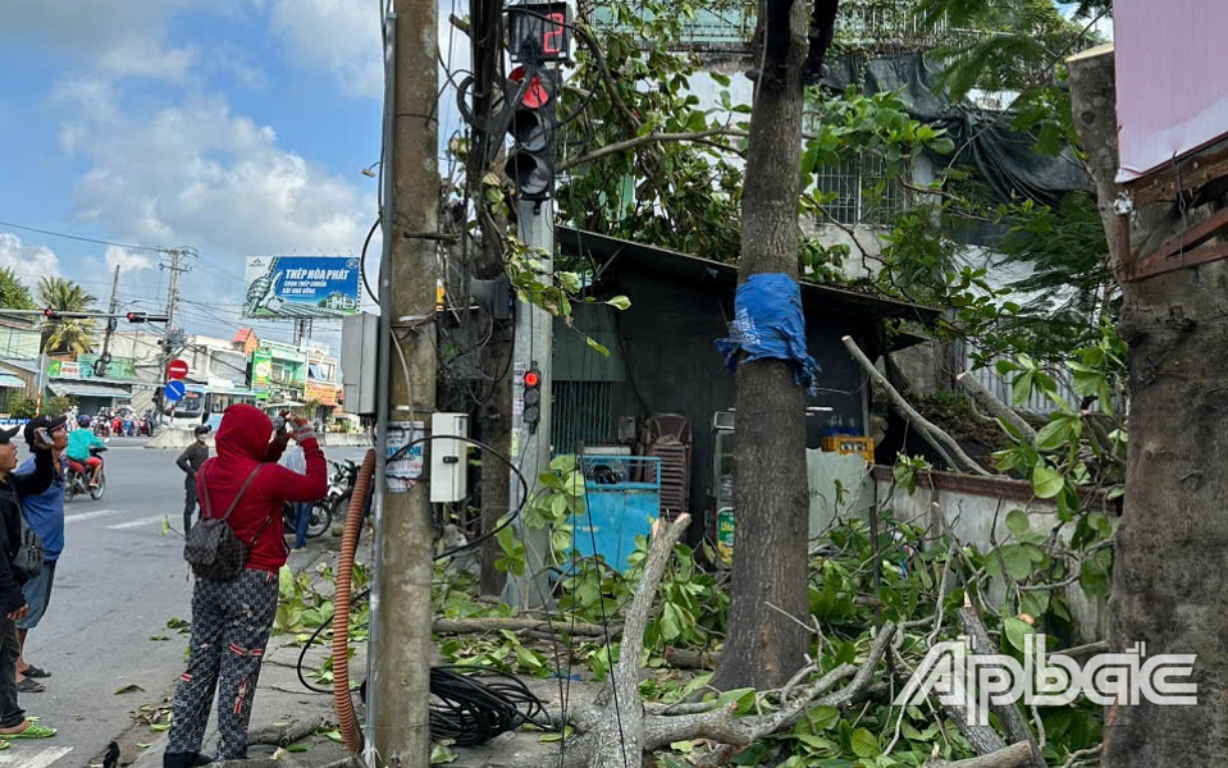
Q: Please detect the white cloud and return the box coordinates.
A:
[104,246,157,273]
[100,39,196,83]
[0,234,62,288]
[57,90,371,263]
[270,0,384,98]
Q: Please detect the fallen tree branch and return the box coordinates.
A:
[556,129,745,172]
[956,372,1038,443]
[245,717,326,747]
[663,646,720,670]
[432,617,613,637]
[924,741,1035,768]
[843,336,992,476]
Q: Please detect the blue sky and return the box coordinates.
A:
[0,0,467,351]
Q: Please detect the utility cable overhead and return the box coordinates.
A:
[0,220,173,254]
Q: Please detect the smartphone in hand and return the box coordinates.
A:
[32,427,52,450]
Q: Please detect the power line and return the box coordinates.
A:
[0,220,172,254]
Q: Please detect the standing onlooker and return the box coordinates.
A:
[13,416,69,693]
[164,405,325,767]
[176,425,212,534]
[0,423,58,742]
[277,441,312,552]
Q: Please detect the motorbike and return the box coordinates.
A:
[282,499,332,540]
[94,418,111,437]
[326,459,359,521]
[65,445,107,501]
[139,411,155,436]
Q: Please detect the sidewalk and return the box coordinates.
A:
[129,542,367,768]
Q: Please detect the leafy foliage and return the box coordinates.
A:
[37,277,97,354]
[0,268,33,310]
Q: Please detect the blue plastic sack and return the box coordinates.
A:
[714,273,820,394]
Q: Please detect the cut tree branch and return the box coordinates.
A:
[924,741,1035,768]
[842,336,992,475]
[556,129,746,172]
[956,372,1038,443]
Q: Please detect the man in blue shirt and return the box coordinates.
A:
[12,416,68,693]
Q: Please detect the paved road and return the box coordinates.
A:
[3,437,368,768]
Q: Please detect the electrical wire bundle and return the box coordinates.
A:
[427,666,553,746]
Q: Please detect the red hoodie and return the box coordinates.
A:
[196,404,328,573]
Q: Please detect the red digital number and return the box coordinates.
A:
[542,12,565,55]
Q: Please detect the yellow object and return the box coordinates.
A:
[820,435,875,464]
[435,279,445,312]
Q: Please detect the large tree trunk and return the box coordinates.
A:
[711,0,837,691]
[1069,48,1228,766]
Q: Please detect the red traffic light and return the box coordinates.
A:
[508,67,550,109]
[523,370,540,388]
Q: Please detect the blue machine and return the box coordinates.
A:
[571,456,661,572]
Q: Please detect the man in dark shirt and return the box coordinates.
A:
[0,423,57,741]
[176,425,211,534]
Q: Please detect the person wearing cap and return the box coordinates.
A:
[176,425,212,534]
[0,423,58,743]
[12,416,69,692]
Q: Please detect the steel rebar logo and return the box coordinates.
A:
[895,634,1197,725]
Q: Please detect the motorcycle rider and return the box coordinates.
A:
[65,420,106,488]
[175,425,211,534]
[13,416,69,692]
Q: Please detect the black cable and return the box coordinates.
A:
[428,666,553,746]
[360,216,381,305]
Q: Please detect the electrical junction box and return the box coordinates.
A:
[340,312,379,416]
[430,413,469,503]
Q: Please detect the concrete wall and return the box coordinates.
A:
[806,464,1113,645]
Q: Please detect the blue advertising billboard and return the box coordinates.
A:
[243,256,361,319]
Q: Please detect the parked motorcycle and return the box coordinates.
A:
[281,499,332,540]
[65,445,107,501]
[139,410,155,436]
[326,459,359,521]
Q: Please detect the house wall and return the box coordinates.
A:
[562,270,878,517]
[808,465,1112,644]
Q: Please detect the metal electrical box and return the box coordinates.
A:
[430,413,469,503]
[340,312,379,416]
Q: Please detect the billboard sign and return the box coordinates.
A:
[243,256,361,319]
[250,348,273,393]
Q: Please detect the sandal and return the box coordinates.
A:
[22,665,49,679]
[5,723,56,739]
[16,679,44,693]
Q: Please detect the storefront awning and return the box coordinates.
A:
[49,383,132,400]
[0,374,24,388]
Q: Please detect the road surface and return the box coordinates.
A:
[3,436,367,768]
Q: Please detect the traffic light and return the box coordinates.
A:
[42,308,92,321]
[126,312,169,323]
[504,67,556,202]
[522,366,542,433]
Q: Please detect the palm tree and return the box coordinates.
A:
[37,277,98,354]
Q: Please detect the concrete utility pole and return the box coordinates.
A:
[502,200,555,610]
[95,266,121,378]
[367,0,437,763]
[501,0,560,612]
[159,249,191,424]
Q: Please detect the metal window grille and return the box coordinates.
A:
[552,381,613,455]
[811,151,907,228]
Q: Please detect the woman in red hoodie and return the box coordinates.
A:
[164,405,327,768]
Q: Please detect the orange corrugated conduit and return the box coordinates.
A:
[332,448,376,754]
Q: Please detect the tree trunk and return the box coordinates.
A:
[469,0,511,597]
[711,0,837,692]
[1069,48,1228,767]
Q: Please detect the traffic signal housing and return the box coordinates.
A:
[504,67,556,202]
[126,312,169,323]
[522,367,542,433]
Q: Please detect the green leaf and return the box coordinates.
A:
[1003,617,1035,652]
[1031,465,1063,499]
[285,742,315,753]
[928,136,956,155]
[998,545,1035,580]
[1034,418,1072,451]
[851,727,881,758]
[716,687,757,715]
[1005,509,1030,538]
[430,743,458,763]
[605,295,632,311]
[1011,372,1035,405]
[584,335,610,356]
[710,72,731,87]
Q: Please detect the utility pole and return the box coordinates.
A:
[501,0,562,611]
[367,0,437,764]
[159,249,191,425]
[95,266,121,378]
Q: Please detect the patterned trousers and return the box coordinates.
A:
[166,568,279,761]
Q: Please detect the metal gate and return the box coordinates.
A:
[551,381,613,455]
